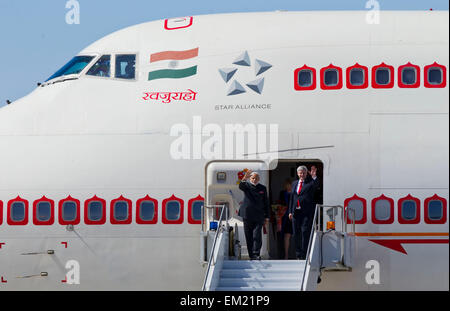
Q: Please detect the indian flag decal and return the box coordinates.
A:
[148,47,199,81]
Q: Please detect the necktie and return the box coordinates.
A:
[297,181,303,194]
[297,181,303,208]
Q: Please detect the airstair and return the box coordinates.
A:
[201,204,356,291]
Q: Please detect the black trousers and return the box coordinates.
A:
[292,214,313,259]
[243,219,263,258]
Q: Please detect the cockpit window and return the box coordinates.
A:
[46,55,94,81]
[87,55,111,77]
[115,54,136,79]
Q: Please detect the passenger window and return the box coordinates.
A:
[376,68,390,85]
[347,200,364,222]
[191,201,203,221]
[162,195,183,224]
[424,195,447,224]
[428,68,443,85]
[320,64,342,89]
[113,201,129,221]
[62,201,77,222]
[401,68,416,85]
[424,63,446,88]
[350,68,364,86]
[344,195,367,224]
[87,55,111,77]
[294,65,316,91]
[401,200,417,220]
[324,69,338,86]
[88,201,103,221]
[140,201,155,221]
[136,196,158,224]
[346,64,368,89]
[372,63,394,88]
[11,202,25,222]
[37,202,51,222]
[166,201,181,221]
[427,200,443,220]
[298,70,313,87]
[372,195,394,224]
[374,200,391,220]
[115,54,136,79]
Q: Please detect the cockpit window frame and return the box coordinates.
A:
[45,54,98,83]
[111,52,139,82]
[85,54,112,79]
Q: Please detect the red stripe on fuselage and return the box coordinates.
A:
[368,238,449,254]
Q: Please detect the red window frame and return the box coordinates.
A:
[346,63,369,89]
[110,195,132,225]
[424,62,447,88]
[58,196,81,225]
[33,196,55,226]
[294,65,316,91]
[0,200,3,225]
[371,194,394,224]
[84,195,106,225]
[398,62,420,88]
[424,194,447,224]
[371,62,395,89]
[188,195,204,224]
[344,194,367,224]
[320,64,343,90]
[162,195,184,224]
[136,195,158,224]
[164,16,193,30]
[398,194,421,224]
[7,196,29,226]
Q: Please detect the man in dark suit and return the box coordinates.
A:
[239,170,270,260]
[289,165,320,260]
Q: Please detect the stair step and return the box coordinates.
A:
[220,269,304,278]
[213,260,306,291]
[219,277,301,287]
[222,260,306,269]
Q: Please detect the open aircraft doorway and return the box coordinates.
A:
[203,160,270,261]
[268,160,324,260]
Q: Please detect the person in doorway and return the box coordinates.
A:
[309,164,322,207]
[239,170,270,260]
[289,165,320,260]
[279,179,293,259]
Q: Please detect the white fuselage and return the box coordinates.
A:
[0,11,448,290]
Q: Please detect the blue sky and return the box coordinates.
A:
[0,0,448,107]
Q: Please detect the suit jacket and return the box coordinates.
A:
[289,177,320,217]
[238,181,270,222]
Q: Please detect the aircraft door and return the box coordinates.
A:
[204,161,270,259]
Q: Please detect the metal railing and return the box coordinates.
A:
[301,204,355,289]
[201,204,228,291]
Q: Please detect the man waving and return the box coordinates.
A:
[239,170,270,260]
[289,165,320,260]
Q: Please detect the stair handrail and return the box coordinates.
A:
[301,203,321,289]
[301,204,352,290]
[201,204,228,291]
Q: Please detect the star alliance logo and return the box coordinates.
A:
[218,51,272,96]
